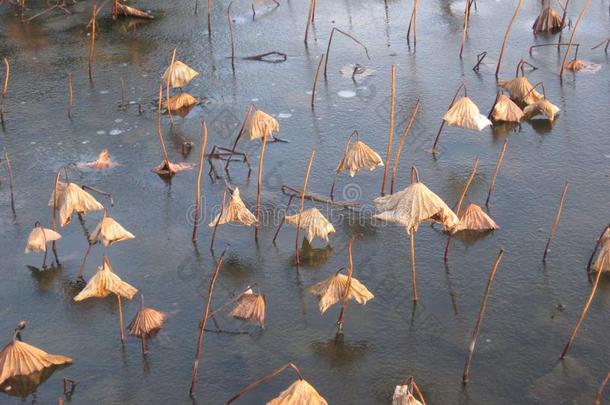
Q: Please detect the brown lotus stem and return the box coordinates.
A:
[459,0,472,58]
[228,2,236,73]
[254,135,268,241]
[1,57,8,98]
[409,233,418,302]
[331,130,359,201]
[227,362,304,404]
[337,234,361,334]
[473,51,487,72]
[592,37,610,52]
[463,248,505,383]
[380,64,396,196]
[310,53,324,108]
[189,247,228,397]
[304,0,315,43]
[295,150,316,265]
[594,371,610,405]
[445,158,479,262]
[117,295,125,344]
[431,83,467,154]
[273,195,294,245]
[194,0,199,14]
[77,244,93,279]
[559,0,591,78]
[485,139,508,207]
[81,185,113,206]
[192,122,208,242]
[406,0,419,48]
[281,185,359,208]
[587,223,610,273]
[556,0,570,50]
[323,28,370,78]
[166,49,176,124]
[50,167,67,266]
[391,100,420,194]
[542,181,569,263]
[311,0,316,22]
[410,166,420,184]
[37,223,49,268]
[225,104,255,172]
[495,0,524,78]
[560,255,605,359]
[67,72,73,118]
[88,4,97,83]
[3,148,15,214]
[455,158,479,216]
[210,189,227,252]
[487,91,501,119]
[156,85,170,164]
[207,0,212,37]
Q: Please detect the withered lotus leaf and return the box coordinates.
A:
[442,97,492,131]
[24,227,61,253]
[229,289,266,327]
[0,340,72,386]
[284,208,336,243]
[208,188,257,227]
[74,257,137,301]
[392,386,423,405]
[163,92,197,111]
[162,60,199,88]
[243,110,280,141]
[266,379,328,405]
[336,140,383,177]
[116,3,154,19]
[532,7,563,32]
[498,77,544,105]
[90,215,135,246]
[523,99,560,121]
[152,160,195,176]
[374,182,459,235]
[565,59,586,72]
[491,95,524,123]
[307,273,374,314]
[48,182,104,227]
[128,307,166,338]
[78,149,116,170]
[451,203,499,234]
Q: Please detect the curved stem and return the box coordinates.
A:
[323,28,370,78]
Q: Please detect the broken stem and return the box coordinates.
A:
[542,181,569,263]
[463,248,505,383]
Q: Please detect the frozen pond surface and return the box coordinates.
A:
[0,0,609,403]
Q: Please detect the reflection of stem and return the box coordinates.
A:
[227,363,304,404]
[463,249,504,383]
[542,181,569,263]
[380,65,396,196]
[189,247,228,397]
[391,100,420,194]
[207,0,212,36]
[485,139,508,207]
[560,256,605,359]
[192,122,208,242]
[495,0,524,78]
[295,151,316,265]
